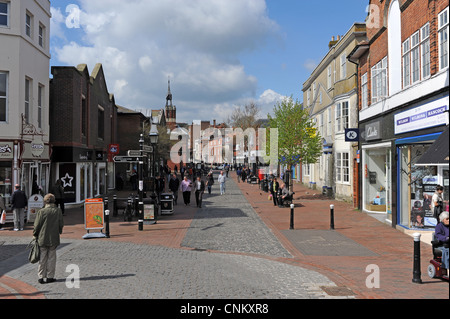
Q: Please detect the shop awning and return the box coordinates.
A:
[415,126,449,167]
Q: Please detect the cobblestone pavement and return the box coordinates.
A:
[181,181,292,258]
[0,173,348,300]
[0,237,338,299]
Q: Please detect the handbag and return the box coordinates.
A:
[27,238,40,264]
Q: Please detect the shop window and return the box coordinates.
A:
[399,144,441,228]
[0,161,12,206]
[0,72,7,122]
[363,147,391,217]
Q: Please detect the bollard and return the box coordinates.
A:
[113,195,117,217]
[138,201,144,231]
[105,210,110,238]
[330,204,335,230]
[290,204,295,230]
[412,233,422,284]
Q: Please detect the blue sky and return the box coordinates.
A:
[49,0,369,124]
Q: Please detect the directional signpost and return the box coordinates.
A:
[113,156,143,163]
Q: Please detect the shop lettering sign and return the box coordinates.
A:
[394,97,449,134]
[364,121,381,141]
[0,143,13,158]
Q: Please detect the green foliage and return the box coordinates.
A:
[267,96,322,169]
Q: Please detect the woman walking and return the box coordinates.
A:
[180,176,193,206]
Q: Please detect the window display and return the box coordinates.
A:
[398,144,447,228]
[362,146,392,221]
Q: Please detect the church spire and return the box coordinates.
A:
[165,77,176,129]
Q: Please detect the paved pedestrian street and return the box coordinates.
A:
[0,171,448,303]
[0,173,348,301]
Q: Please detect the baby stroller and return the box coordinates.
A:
[427,232,449,281]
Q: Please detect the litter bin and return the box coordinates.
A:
[160,193,174,215]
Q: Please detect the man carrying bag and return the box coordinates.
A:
[33,193,64,284]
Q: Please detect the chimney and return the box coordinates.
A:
[213,119,216,128]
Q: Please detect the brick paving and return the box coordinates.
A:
[233,172,449,299]
[0,170,448,299]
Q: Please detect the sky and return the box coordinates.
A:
[49,0,369,124]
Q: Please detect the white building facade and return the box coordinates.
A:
[0,0,51,206]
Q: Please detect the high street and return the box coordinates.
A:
[0,171,448,301]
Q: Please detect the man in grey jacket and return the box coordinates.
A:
[33,193,64,284]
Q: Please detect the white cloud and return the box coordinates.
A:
[51,0,282,123]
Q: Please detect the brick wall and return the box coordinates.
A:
[359,0,449,110]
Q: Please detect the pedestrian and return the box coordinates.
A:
[0,194,5,231]
[434,211,449,276]
[51,179,65,216]
[206,172,214,194]
[169,173,180,205]
[432,185,444,221]
[218,171,226,195]
[33,193,64,284]
[180,176,193,206]
[236,167,241,183]
[130,169,138,190]
[194,176,205,208]
[241,167,247,183]
[11,184,27,231]
[225,164,229,177]
[269,177,279,206]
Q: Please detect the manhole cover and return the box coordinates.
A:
[320,286,355,296]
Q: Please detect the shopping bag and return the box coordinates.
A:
[27,238,40,264]
[0,210,5,224]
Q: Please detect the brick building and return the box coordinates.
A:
[348,0,449,230]
[50,63,118,203]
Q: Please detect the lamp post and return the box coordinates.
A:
[138,134,144,231]
[149,124,159,222]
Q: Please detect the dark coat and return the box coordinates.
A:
[11,189,28,209]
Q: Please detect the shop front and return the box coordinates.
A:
[0,140,50,207]
[394,94,449,230]
[51,147,107,204]
[360,119,394,225]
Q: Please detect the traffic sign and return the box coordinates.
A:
[113,156,143,163]
[128,150,143,157]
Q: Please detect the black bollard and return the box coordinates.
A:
[412,233,422,284]
[330,204,335,230]
[290,204,294,230]
[105,210,110,238]
[113,195,117,217]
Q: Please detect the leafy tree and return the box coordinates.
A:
[267,97,322,191]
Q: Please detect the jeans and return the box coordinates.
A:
[437,247,449,269]
[220,182,225,195]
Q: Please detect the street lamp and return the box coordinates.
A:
[149,123,159,145]
[138,134,144,231]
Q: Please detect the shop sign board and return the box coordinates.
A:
[27,194,44,223]
[84,198,104,230]
[394,97,448,135]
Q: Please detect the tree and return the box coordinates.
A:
[227,101,261,131]
[267,97,322,191]
[227,101,263,163]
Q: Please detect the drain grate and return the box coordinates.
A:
[320,286,355,296]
